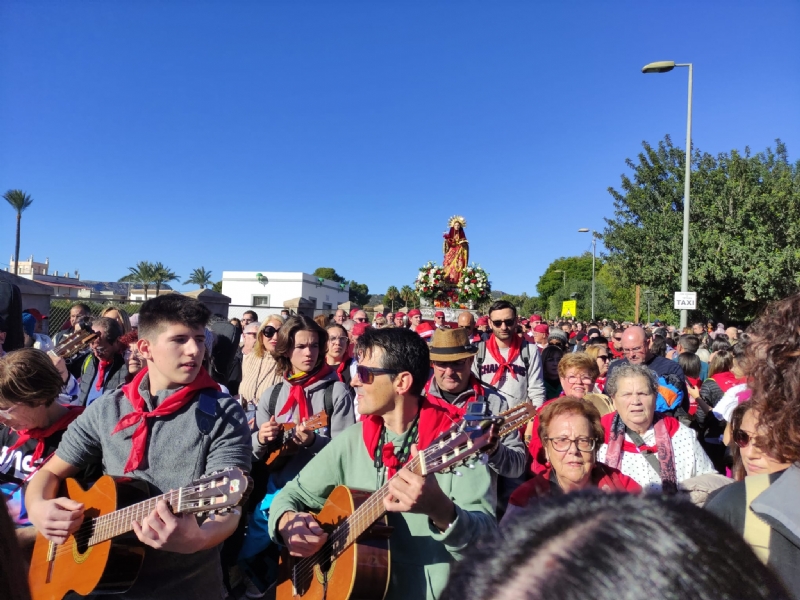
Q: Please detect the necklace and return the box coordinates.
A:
[373,406,421,471]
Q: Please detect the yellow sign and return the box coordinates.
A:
[561,300,577,318]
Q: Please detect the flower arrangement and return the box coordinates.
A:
[456,264,491,304]
[415,262,449,302]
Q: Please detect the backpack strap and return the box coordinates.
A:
[323,381,335,419]
[521,341,530,371]
[267,382,284,418]
[744,473,772,564]
[196,392,218,435]
[476,341,486,370]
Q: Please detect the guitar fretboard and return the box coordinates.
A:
[84,490,182,547]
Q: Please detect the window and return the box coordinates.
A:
[308,296,317,307]
[252,295,271,307]
[322,302,332,310]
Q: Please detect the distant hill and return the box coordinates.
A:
[490,290,505,300]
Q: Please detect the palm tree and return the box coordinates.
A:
[119,261,156,300]
[3,190,33,276]
[152,262,180,297]
[400,285,415,309]
[384,286,399,312]
[184,267,213,289]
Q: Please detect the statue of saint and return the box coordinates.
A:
[442,215,469,284]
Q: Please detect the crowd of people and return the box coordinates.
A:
[1,292,799,600]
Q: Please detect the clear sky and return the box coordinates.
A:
[2,1,798,296]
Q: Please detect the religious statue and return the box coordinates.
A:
[442,215,469,284]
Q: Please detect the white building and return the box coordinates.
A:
[222,271,350,320]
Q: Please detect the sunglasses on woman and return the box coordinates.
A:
[355,365,401,384]
[261,326,279,338]
[733,429,755,449]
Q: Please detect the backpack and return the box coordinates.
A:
[207,320,241,385]
[655,373,685,414]
[267,380,336,421]
[476,339,531,373]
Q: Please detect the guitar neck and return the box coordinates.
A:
[84,489,183,547]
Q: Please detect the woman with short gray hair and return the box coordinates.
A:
[597,363,716,493]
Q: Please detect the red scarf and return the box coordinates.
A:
[609,346,624,360]
[486,334,522,386]
[96,359,112,391]
[112,366,220,473]
[362,395,463,478]
[423,374,484,401]
[7,407,84,463]
[334,358,351,383]
[277,364,333,422]
[510,464,641,508]
[710,372,746,393]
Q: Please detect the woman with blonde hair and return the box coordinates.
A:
[240,314,285,423]
[100,306,132,334]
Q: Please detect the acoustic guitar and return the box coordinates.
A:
[276,403,536,600]
[28,467,251,600]
[265,411,329,469]
[48,321,99,360]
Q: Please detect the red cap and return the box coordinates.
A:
[434,311,445,317]
[531,314,542,322]
[476,316,489,326]
[352,323,370,336]
[407,309,422,318]
[375,313,384,318]
[394,313,405,321]
[349,308,360,319]
[24,308,47,321]
[416,322,436,339]
[533,324,549,334]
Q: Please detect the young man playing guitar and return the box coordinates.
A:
[269,327,497,600]
[26,295,252,599]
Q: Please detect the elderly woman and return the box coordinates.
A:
[502,397,640,526]
[239,314,285,423]
[597,363,716,493]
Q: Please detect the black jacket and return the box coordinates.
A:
[78,353,129,406]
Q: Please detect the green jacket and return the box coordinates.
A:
[268,421,497,600]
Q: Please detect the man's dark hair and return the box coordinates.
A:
[71,303,91,314]
[138,295,210,341]
[444,492,791,600]
[678,334,700,354]
[92,316,123,345]
[488,300,516,320]
[678,352,701,379]
[585,335,608,347]
[649,334,667,357]
[243,310,259,321]
[356,327,430,396]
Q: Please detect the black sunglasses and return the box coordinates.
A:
[356,365,401,384]
[733,429,754,449]
[491,318,516,328]
[354,317,368,323]
[261,326,279,338]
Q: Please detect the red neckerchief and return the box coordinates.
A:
[112,366,220,473]
[609,346,624,359]
[710,372,746,393]
[687,376,701,389]
[486,333,522,386]
[362,395,463,478]
[334,358,351,383]
[423,374,484,401]
[510,464,642,508]
[96,359,112,390]
[7,407,84,463]
[595,377,606,392]
[277,363,333,422]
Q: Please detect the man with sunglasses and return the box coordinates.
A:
[269,328,496,600]
[472,301,545,409]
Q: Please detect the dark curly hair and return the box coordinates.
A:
[745,292,800,463]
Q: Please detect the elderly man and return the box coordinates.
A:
[78,317,128,406]
[333,309,347,325]
[434,311,447,329]
[241,322,259,355]
[385,312,395,326]
[606,326,689,417]
[725,326,738,342]
[531,324,549,350]
[352,309,368,324]
[457,310,480,343]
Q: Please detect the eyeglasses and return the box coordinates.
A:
[565,375,594,384]
[329,336,349,344]
[491,319,516,328]
[613,337,622,342]
[546,436,597,452]
[597,355,609,362]
[733,429,755,449]
[355,365,402,384]
[261,326,279,338]
[622,345,645,355]
[354,318,368,323]
[0,404,21,419]
[432,358,469,369]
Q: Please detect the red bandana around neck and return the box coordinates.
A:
[334,358,351,383]
[7,407,84,463]
[362,395,463,478]
[277,363,333,422]
[112,366,220,473]
[486,333,522,386]
[96,359,112,391]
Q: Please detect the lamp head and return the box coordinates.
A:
[578,228,590,233]
[642,61,676,74]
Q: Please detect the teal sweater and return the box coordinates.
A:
[268,421,497,600]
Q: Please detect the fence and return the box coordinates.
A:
[48,299,142,337]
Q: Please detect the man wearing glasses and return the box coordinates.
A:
[606,326,689,418]
[472,301,545,409]
[269,328,496,600]
[609,327,625,360]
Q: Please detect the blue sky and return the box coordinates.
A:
[2,1,798,296]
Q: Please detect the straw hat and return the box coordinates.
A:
[429,327,478,362]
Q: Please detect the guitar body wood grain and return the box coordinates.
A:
[28,475,150,600]
[277,486,390,600]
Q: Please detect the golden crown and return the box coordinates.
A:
[448,215,467,229]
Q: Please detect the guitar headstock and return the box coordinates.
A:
[303,410,329,431]
[177,467,253,517]
[52,322,99,359]
[496,404,537,437]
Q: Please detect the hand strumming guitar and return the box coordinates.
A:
[27,497,85,545]
[258,416,283,445]
[277,511,329,557]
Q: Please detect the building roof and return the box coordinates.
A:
[0,270,54,295]
[183,288,231,302]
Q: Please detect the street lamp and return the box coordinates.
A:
[553,269,566,288]
[643,289,654,324]
[642,60,693,329]
[578,228,596,321]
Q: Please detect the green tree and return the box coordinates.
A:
[400,285,416,308]
[3,190,33,276]
[348,280,370,306]
[313,267,346,283]
[184,267,213,289]
[212,280,223,293]
[603,136,800,323]
[151,262,180,297]
[384,286,400,311]
[119,261,156,300]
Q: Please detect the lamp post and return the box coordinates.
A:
[552,270,566,321]
[643,289,654,324]
[642,60,693,329]
[577,229,596,321]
